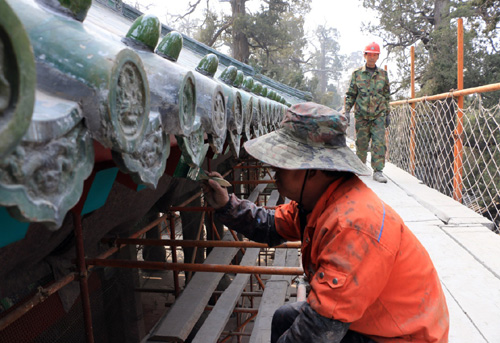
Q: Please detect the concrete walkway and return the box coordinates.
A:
[361,162,500,342]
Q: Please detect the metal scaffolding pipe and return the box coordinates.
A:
[409,46,416,175]
[96,215,166,261]
[390,82,500,106]
[213,291,263,297]
[168,214,180,297]
[73,210,95,343]
[85,259,304,275]
[0,273,77,331]
[170,168,234,210]
[205,306,259,314]
[453,18,465,202]
[102,237,301,249]
[168,206,214,212]
[134,287,175,294]
[226,229,266,290]
[231,180,275,185]
[174,190,203,209]
[232,165,270,170]
[220,312,257,343]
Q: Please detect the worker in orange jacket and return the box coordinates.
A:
[203,102,449,342]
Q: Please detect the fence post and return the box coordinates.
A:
[453,18,464,202]
[385,65,390,161]
[410,46,416,175]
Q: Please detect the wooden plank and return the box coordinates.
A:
[248,280,289,343]
[249,248,299,343]
[247,172,275,203]
[408,223,500,341]
[440,225,500,278]
[269,248,299,283]
[191,248,261,343]
[148,232,238,342]
[267,190,280,207]
[382,163,494,229]
[443,286,486,342]
[360,172,440,223]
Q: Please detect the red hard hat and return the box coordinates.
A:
[364,42,380,54]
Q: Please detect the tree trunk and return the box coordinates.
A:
[431,97,455,196]
[231,0,250,63]
[318,41,327,95]
[434,0,450,29]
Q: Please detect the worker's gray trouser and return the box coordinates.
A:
[271,301,377,343]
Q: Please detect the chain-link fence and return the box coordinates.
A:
[388,90,500,233]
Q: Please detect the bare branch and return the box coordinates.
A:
[177,0,203,20]
[207,19,234,47]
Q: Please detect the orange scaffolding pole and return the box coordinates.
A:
[391,83,500,106]
[103,238,301,249]
[0,273,77,331]
[410,46,416,175]
[453,18,465,202]
[384,64,390,162]
[85,259,304,275]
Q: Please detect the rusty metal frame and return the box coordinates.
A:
[0,158,298,343]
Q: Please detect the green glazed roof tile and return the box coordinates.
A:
[260,86,268,97]
[196,53,219,77]
[156,31,183,62]
[125,14,161,51]
[242,76,254,92]
[219,66,238,85]
[233,70,244,88]
[252,81,262,95]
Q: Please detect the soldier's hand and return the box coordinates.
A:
[202,172,230,209]
[385,114,391,128]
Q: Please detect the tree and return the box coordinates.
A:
[241,0,311,88]
[362,0,500,97]
[308,25,345,95]
[230,0,250,62]
[194,8,227,49]
[177,0,251,62]
[174,0,311,89]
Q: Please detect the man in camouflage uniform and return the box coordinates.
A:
[203,102,449,343]
[345,42,391,183]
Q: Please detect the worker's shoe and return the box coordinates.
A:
[373,171,387,183]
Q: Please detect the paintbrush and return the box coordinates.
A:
[198,169,232,187]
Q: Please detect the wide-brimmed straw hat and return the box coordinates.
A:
[243,102,370,175]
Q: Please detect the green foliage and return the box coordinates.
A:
[242,0,311,89]
[319,88,343,111]
[194,8,226,49]
[188,0,312,91]
[463,102,500,215]
[362,0,500,97]
[419,25,458,95]
[307,76,343,110]
[309,25,345,95]
[181,0,347,101]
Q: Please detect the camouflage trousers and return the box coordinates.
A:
[355,115,386,172]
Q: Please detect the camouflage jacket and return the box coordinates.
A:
[345,65,390,118]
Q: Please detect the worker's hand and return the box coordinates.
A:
[385,114,391,128]
[201,171,230,209]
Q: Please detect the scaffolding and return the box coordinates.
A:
[387,19,500,232]
[0,158,302,343]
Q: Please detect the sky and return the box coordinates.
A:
[124,0,394,85]
[304,0,381,55]
[126,0,384,57]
